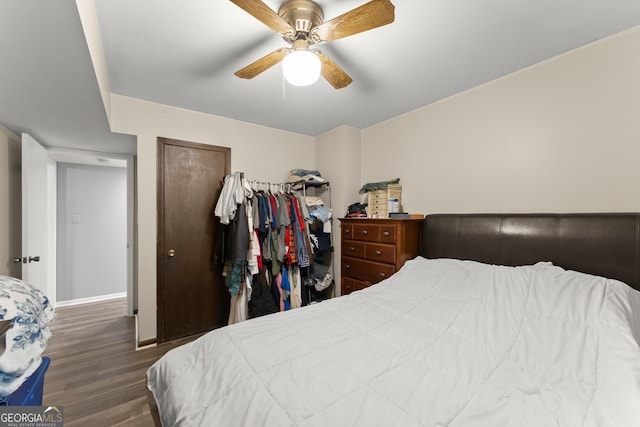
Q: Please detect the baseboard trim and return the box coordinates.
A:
[134,310,158,350]
[56,292,126,307]
[137,338,157,350]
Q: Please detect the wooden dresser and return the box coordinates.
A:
[339,218,423,295]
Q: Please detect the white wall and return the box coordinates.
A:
[56,163,127,302]
[0,125,21,278]
[362,26,640,215]
[109,95,315,343]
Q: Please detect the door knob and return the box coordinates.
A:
[12,257,22,264]
[28,256,40,263]
[167,249,176,257]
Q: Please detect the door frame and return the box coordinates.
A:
[156,137,230,343]
[47,147,135,315]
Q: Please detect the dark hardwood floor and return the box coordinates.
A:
[42,298,200,426]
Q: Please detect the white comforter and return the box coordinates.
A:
[147,257,640,426]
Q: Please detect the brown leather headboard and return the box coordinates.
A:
[421,213,640,291]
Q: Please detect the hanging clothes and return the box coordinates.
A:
[214,172,245,225]
[215,175,326,322]
[248,265,278,318]
[214,172,257,324]
[228,274,252,324]
[289,265,302,309]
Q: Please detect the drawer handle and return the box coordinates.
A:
[345,264,350,269]
[361,230,368,235]
[383,231,390,236]
[349,246,355,251]
[379,272,386,277]
[375,250,382,255]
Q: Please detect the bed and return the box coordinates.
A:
[147,213,640,426]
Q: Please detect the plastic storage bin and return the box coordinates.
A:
[4,357,50,406]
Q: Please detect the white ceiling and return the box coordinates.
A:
[1,0,640,155]
[0,1,132,154]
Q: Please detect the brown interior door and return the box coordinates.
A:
[157,138,231,342]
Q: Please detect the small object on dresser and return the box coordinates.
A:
[367,184,402,218]
[389,212,409,219]
[346,202,368,218]
[388,198,399,213]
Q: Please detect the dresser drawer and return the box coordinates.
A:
[342,241,365,258]
[364,243,395,264]
[342,277,356,295]
[342,276,374,295]
[341,223,354,240]
[379,225,396,244]
[342,257,395,285]
[353,223,379,242]
[354,278,372,291]
[351,223,398,244]
[342,240,395,264]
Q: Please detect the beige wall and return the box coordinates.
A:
[362,26,640,216]
[116,25,640,342]
[65,10,640,344]
[110,95,315,343]
[0,125,21,278]
[315,126,362,295]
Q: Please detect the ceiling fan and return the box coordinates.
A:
[231,0,395,89]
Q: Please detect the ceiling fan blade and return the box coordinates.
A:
[311,0,395,43]
[230,0,293,35]
[315,51,352,89]
[235,48,289,79]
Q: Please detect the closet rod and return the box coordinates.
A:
[248,179,292,193]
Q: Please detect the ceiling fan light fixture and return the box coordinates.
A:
[232,0,395,89]
[282,49,321,86]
